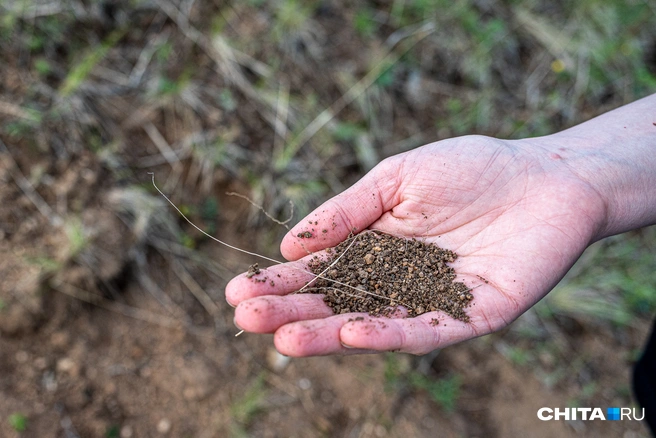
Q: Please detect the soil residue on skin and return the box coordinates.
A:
[300,231,473,321]
[246,263,261,278]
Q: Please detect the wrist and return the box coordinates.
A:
[532,94,656,240]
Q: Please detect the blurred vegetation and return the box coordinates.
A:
[8,412,28,432]
[541,227,656,326]
[2,0,654,230]
[1,1,655,426]
[229,372,269,437]
[384,353,461,411]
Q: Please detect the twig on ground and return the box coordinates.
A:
[171,259,221,319]
[0,100,41,121]
[153,0,282,135]
[53,280,179,329]
[273,80,290,158]
[150,174,437,312]
[0,139,63,227]
[51,279,223,340]
[135,252,190,322]
[130,29,171,86]
[150,172,284,265]
[143,123,184,193]
[225,191,294,229]
[274,22,435,168]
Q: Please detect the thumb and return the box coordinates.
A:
[280,159,399,260]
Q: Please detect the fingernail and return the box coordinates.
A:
[233,317,244,331]
[226,298,236,308]
[341,342,354,349]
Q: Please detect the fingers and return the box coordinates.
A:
[280,159,400,260]
[271,312,460,357]
[225,257,319,306]
[235,293,410,334]
[234,294,333,333]
[273,314,379,357]
[339,314,479,355]
[233,292,482,356]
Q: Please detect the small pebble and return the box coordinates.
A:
[57,357,76,374]
[34,357,48,371]
[120,425,133,438]
[267,348,290,372]
[157,419,171,434]
[298,378,311,390]
[51,331,70,349]
[15,350,29,363]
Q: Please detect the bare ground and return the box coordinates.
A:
[1,1,654,436]
[0,151,651,437]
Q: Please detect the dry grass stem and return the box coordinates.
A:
[171,259,221,319]
[225,191,294,229]
[151,175,429,309]
[276,22,435,167]
[0,139,63,227]
[296,233,362,293]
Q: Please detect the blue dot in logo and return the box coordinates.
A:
[607,407,620,421]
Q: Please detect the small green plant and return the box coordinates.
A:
[64,218,88,259]
[504,346,532,366]
[581,382,598,400]
[2,108,42,138]
[383,354,461,411]
[390,0,439,26]
[25,255,62,274]
[272,0,314,44]
[8,413,27,432]
[156,70,193,97]
[200,198,219,235]
[0,12,18,40]
[34,58,51,76]
[218,89,237,112]
[408,373,461,412]
[154,41,173,63]
[230,373,268,437]
[373,62,397,88]
[331,122,364,142]
[105,425,120,438]
[383,353,410,390]
[353,9,377,38]
[59,27,128,97]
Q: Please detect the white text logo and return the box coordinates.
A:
[537,407,645,421]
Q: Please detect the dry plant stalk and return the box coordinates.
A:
[149,174,398,303]
[150,173,474,331]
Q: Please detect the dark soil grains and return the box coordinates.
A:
[300,231,473,321]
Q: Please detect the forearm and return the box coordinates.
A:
[535,93,656,240]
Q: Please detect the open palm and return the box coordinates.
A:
[225,135,606,356]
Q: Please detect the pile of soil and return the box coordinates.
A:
[302,231,473,321]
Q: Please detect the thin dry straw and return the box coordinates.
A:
[225,191,294,228]
[148,173,396,304]
[149,174,451,335]
[296,232,361,293]
[149,172,283,266]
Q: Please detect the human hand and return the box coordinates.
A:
[225,134,611,356]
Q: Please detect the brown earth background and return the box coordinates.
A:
[1,1,656,437]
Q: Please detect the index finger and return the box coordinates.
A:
[225,255,318,307]
[280,159,400,260]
